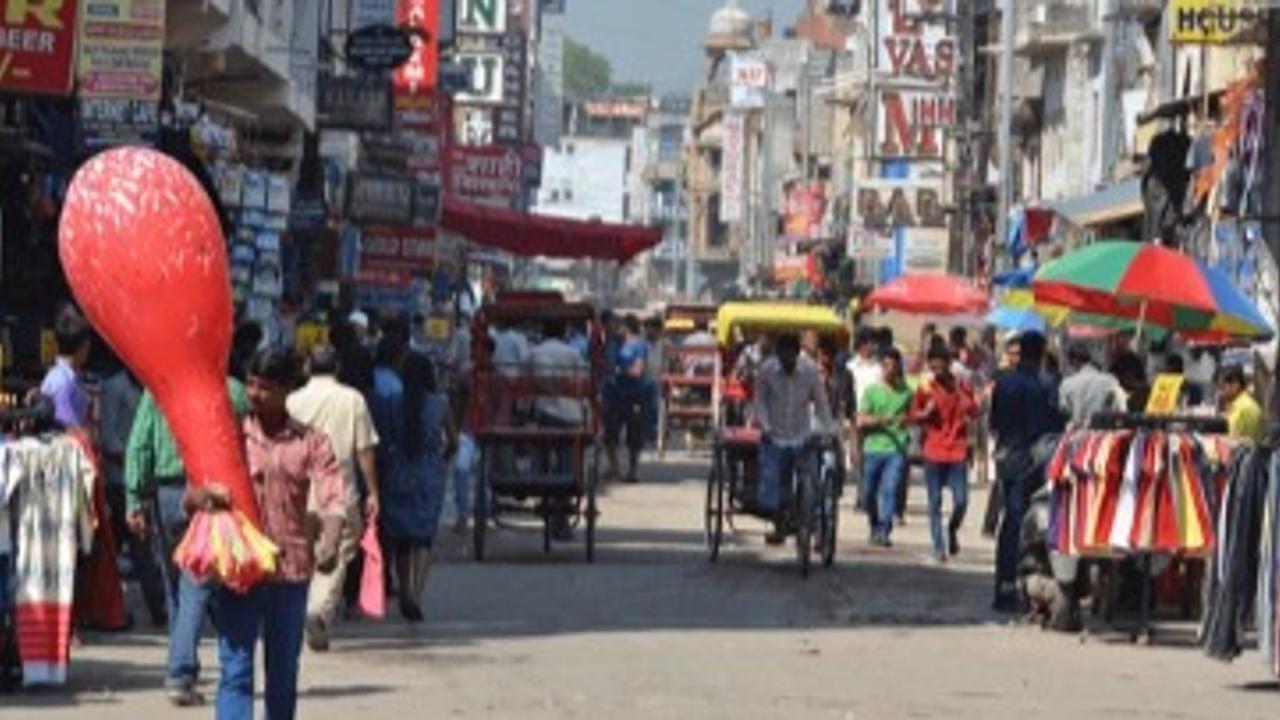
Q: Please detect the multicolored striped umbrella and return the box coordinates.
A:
[1032,241,1273,341]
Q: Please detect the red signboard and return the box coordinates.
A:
[393,0,440,129]
[361,226,438,275]
[0,0,78,95]
[444,144,532,208]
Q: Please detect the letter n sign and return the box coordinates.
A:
[459,0,506,34]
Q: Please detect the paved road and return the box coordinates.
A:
[5,453,1278,719]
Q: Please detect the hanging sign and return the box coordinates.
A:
[729,52,768,109]
[345,24,414,72]
[1146,374,1186,415]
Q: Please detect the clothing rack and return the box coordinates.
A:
[1078,412,1227,644]
[1087,412,1228,434]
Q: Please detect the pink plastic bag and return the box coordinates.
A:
[358,519,385,620]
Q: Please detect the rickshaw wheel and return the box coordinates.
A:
[795,469,813,579]
[585,445,599,563]
[820,461,840,568]
[705,447,725,561]
[473,447,488,562]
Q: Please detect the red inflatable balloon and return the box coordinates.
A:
[58,147,260,528]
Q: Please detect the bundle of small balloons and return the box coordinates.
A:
[59,147,278,592]
[173,510,279,593]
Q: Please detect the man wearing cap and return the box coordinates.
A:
[287,345,381,652]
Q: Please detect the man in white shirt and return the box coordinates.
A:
[1059,343,1125,429]
[844,328,882,478]
[491,320,531,378]
[287,345,380,652]
[755,333,835,543]
[529,320,588,540]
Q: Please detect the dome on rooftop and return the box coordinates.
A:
[708,0,750,37]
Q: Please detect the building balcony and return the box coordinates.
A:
[1015,0,1102,56]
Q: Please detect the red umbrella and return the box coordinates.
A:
[864,273,990,316]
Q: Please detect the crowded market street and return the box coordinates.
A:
[7,454,1277,720]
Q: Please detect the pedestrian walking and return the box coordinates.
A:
[40,305,92,430]
[370,329,456,622]
[856,348,912,547]
[606,315,649,484]
[909,345,977,562]
[990,331,1061,613]
[287,345,381,652]
[98,362,166,627]
[125,375,249,706]
[197,347,345,720]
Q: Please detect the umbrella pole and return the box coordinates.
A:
[1135,300,1147,346]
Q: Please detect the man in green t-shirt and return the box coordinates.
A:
[856,348,912,547]
[124,378,249,706]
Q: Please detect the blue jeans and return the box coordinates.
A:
[758,440,813,515]
[215,581,309,720]
[152,483,212,690]
[924,462,969,556]
[995,465,1032,598]
[862,452,906,538]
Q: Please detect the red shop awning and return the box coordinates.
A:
[440,197,662,264]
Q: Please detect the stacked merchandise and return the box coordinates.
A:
[1044,429,1234,556]
[1202,444,1280,676]
[215,165,290,324]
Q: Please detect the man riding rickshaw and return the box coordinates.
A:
[705,302,847,577]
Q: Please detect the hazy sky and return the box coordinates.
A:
[563,0,809,95]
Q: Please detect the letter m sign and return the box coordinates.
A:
[460,0,506,34]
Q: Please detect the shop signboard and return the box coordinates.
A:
[76,0,165,148]
[875,0,955,82]
[77,0,164,99]
[458,0,505,34]
[393,0,440,129]
[902,227,948,272]
[360,226,437,275]
[720,113,745,222]
[729,52,768,109]
[0,0,78,95]
[454,50,504,104]
[854,179,946,230]
[352,0,396,29]
[347,173,415,225]
[444,144,528,208]
[875,88,955,160]
[1170,0,1265,43]
[493,29,526,144]
[848,227,895,260]
[318,73,392,131]
[345,24,414,72]
[784,182,826,241]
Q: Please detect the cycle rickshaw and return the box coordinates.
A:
[469,300,604,562]
[657,303,719,456]
[704,302,847,577]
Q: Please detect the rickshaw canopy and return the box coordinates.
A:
[715,302,846,345]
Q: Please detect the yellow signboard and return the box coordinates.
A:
[1170,0,1265,44]
[1146,373,1186,415]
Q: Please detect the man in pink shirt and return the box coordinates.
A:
[187,348,345,720]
